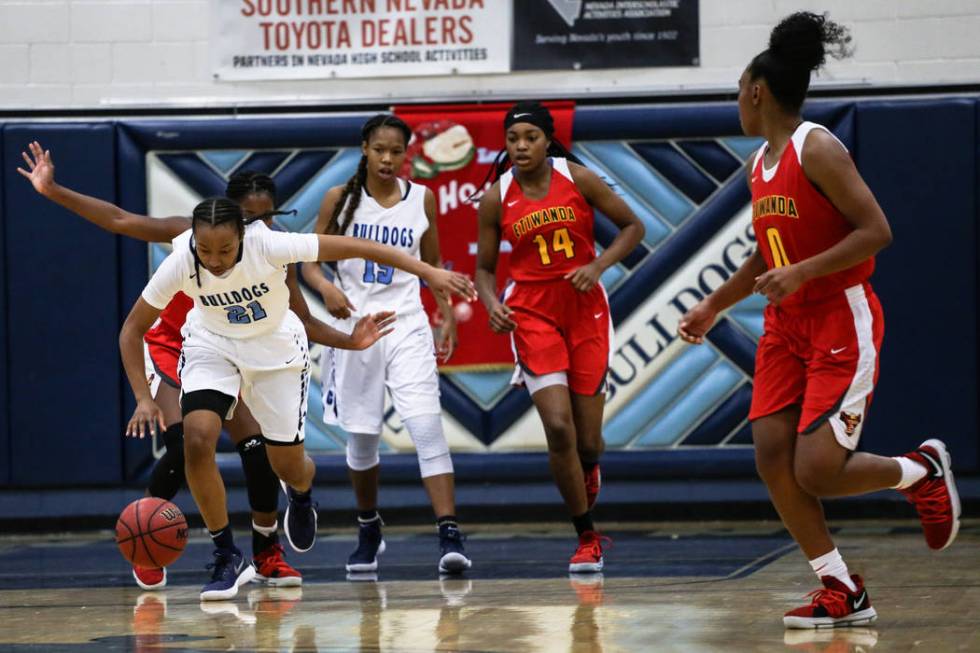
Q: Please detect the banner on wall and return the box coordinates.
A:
[513,0,699,71]
[393,101,575,370]
[211,1,511,80]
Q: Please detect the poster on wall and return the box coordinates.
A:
[211,1,511,81]
[393,102,575,370]
[513,0,699,70]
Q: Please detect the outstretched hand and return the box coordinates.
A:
[16,141,56,196]
[426,268,478,303]
[349,311,397,350]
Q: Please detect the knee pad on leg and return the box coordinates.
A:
[346,432,381,471]
[237,435,280,513]
[404,414,453,478]
[147,423,185,500]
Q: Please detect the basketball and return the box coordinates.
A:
[115,498,188,568]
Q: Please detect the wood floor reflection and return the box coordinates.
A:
[0,521,976,652]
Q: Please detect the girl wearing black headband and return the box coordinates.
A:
[18,144,396,593]
[678,13,959,628]
[475,101,645,573]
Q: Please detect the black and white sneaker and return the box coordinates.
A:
[282,483,318,553]
[438,523,472,574]
[346,516,386,573]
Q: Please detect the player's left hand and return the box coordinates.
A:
[753,264,807,304]
[564,261,603,292]
[435,316,458,363]
[126,398,166,440]
[350,311,397,350]
[426,268,478,303]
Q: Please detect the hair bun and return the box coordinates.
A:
[769,11,852,72]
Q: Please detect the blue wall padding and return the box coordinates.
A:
[0,129,8,484]
[116,126,152,482]
[0,98,978,488]
[854,100,977,465]
[2,124,123,486]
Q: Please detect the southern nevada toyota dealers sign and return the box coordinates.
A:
[212,1,511,80]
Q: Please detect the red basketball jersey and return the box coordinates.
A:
[143,291,192,351]
[499,158,596,282]
[751,122,874,309]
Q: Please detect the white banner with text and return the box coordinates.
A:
[211,0,511,80]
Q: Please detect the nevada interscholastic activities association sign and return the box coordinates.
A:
[211,1,511,80]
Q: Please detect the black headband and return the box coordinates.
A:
[504,103,554,137]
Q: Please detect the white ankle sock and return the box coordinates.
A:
[891,456,928,490]
[809,548,857,592]
[252,520,277,537]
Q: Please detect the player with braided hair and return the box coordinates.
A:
[119,194,474,599]
[18,147,395,593]
[475,101,645,573]
[302,113,472,575]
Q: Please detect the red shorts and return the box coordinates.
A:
[504,280,612,396]
[147,341,181,388]
[749,283,884,450]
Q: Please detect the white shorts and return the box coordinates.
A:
[178,310,311,444]
[322,310,441,434]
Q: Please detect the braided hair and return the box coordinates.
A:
[323,113,412,236]
[748,12,852,112]
[225,170,295,224]
[189,197,245,288]
[471,101,584,201]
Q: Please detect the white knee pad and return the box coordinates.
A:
[346,432,382,471]
[404,414,453,478]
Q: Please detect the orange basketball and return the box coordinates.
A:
[115,497,188,568]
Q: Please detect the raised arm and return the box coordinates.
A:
[316,234,475,303]
[17,141,190,243]
[568,162,646,291]
[475,183,517,333]
[301,185,356,318]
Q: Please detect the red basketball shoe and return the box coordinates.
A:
[132,565,166,591]
[253,543,303,587]
[899,439,961,550]
[584,464,601,511]
[569,531,610,573]
[783,575,877,629]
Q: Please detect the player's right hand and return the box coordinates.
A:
[127,398,166,440]
[320,282,355,319]
[488,302,517,333]
[677,301,717,345]
[16,141,56,196]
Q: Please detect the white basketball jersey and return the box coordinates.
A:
[333,179,430,316]
[143,221,318,339]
